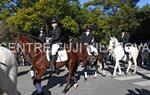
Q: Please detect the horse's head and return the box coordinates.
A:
[108,36,119,54]
[16,35,45,55]
[18,35,30,43]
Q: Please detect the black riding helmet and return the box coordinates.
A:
[86,25,92,32]
[50,18,58,24]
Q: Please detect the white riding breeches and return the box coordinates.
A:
[51,44,60,55]
[87,45,98,56]
[90,45,98,55]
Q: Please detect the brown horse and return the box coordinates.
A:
[16,34,78,94]
[71,38,105,80]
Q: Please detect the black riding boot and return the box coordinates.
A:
[123,48,129,62]
[123,44,129,62]
[50,55,57,72]
[91,52,96,62]
[125,52,129,62]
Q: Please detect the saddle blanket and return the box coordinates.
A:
[46,49,68,62]
[87,45,98,56]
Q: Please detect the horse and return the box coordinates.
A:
[139,43,150,66]
[71,37,105,80]
[0,46,18,95]
[16,34,78,94]
[108,36,139,77]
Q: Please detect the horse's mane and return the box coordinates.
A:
[113,37,119,43]
[18,33,43,43]
[110,36,119,43]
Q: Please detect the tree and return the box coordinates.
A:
[0,0,149,44]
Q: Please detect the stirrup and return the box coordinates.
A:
[126,55,130,62]
[49,64,55,72]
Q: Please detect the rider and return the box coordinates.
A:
[38,27,45,43]
[48,18,62,72]
[120,30,130,61]
[81,26,98,57]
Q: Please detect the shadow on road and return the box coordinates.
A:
[17,69,29,77]
[40,70,80,94]
[31,88,51,95]
[126,88,150,95]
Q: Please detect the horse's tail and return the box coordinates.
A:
[132,44,140,58]
[9,53,18,87]
[0,68,19,95]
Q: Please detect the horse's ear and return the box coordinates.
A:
[109,36,112,40]
[109,35,114,40]
[113,36,115,39]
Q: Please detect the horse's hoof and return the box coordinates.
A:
[74,83,78,89]
[84,78,87,81]
[132,72,136,75]
[62,91,67,95]
[93,75,97,79]
[35,92,44,95]
[17,91,21,95]
[112,75,116,78]
[93,77,97,79]
[49,73,52,77]
[118,73,122,76]
[125,72,129,75]
[56,70,60,75]
[61,93,67,95]
[102,74,106,77]
[101,72,106,77]
[31,77,34,80]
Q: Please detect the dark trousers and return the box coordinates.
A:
[123,44,129,61]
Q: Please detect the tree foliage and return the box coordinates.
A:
[0,0,150,44]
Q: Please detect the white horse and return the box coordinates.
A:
[0,46,19,95]
[108,37,139,77]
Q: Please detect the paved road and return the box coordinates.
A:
[17,64,150,95]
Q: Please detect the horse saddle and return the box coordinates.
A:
[46,47,68,62]
[86,45,97,56]
[86,46,96,62]
[86,46,91,55]
[123,47,131,61]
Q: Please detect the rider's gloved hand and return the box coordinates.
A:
[84,43,88,45]
[46,37,52,43]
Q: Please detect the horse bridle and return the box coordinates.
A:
[0,62,7,67]
[108,38,122,55]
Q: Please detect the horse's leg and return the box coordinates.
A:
[126,60,132,74]
[30,66,35,79]
[100,59,106,76]
[33,69,45,94]
[113,60,119,77]
[73,61,79,88]
[118,63,122,75]
[9,63,18,88]
[133,58,137,74]
[62,59,77,94]
[141,56,144,66]
[63,77,71,94]
[93,60,99,78]
[0,68,19,95]
[84,64,89,80]
[33,78,43,94]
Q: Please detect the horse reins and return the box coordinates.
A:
[0,62,16,77]
[0,62,7,67]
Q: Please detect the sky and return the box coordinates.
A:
[79,0,150,8]
[136,0,150,8]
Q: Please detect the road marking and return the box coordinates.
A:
[114,74,150,81]
[133,80,150,86]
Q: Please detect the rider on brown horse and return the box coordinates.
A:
[48,18,62,72]
[81,26,98,57]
